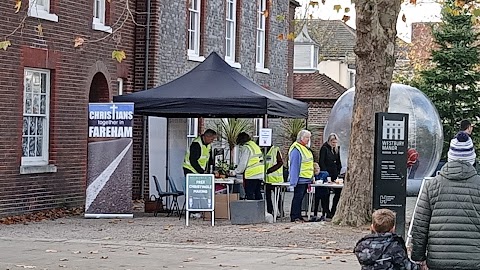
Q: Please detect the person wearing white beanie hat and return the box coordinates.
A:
[447,131,476,165]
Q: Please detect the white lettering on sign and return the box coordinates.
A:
[89,110,134,120]
[89,126,133,138]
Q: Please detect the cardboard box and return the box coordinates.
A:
[204,193,239,220]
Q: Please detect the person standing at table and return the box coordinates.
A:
[183,129,217,175]
[235,132,265,200]
[289,130,314,223]
[319,133,342,218]
[265,144,284,216]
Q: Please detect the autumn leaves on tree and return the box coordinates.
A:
[2,0,135,62]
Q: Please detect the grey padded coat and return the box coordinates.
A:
[411,160,480,270]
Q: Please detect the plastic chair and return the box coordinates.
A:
[152,175,179,217]
[167,176,186,219]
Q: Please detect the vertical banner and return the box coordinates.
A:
[85,103,134,218]
[373,112,409,237]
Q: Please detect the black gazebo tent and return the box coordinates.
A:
[114,52,308,199]
[114,52,308,118]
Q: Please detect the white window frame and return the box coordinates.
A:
[92,0,112,33]
[188,0,203,61]
[225,0,240,68]
[28,0,58,22]
[22,68,50,166]
[255,0,268,72]
[253,118,263,139]
[117,78,124,96]
[187,118,199,146]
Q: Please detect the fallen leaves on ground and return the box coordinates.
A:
[0,207,83,225]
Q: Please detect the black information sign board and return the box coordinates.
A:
[186,174,214,211]
[373,112,409,237]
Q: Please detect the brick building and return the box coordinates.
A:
[0,0,301,216]
[139,0,300,199]
[0,0,137,217]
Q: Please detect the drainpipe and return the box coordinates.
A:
[141,0,152,199]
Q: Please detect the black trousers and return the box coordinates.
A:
[313,188,330,217]
[265,183,282,215]
[244,179,263,200]
[330,188,342,217]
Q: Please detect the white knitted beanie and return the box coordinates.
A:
[447,132,476,165]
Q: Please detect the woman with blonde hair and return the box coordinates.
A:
[319,133,342,218]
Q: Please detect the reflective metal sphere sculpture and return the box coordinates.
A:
[324,83,443,194]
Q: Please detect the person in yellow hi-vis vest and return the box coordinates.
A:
[289,130,314,223]
[265,145,284,215]
[183,129,217,176]
[235,132,265,200]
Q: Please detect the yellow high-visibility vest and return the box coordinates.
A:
[265,146,283,183]
[288,142,314,179]
[183,136,211,173]
[244,140,265,179]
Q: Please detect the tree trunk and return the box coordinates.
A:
[332,0,402,227]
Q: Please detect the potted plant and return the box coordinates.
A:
[215,160,230,178]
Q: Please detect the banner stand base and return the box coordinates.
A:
[84,213,134,219]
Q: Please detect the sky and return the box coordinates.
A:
[297,0,442,42]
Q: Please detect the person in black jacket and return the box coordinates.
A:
[319,133,342,218]
[355,209,421,270]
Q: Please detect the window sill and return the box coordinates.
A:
[226,60,241,69]
[28,10,59,22]
[20,164,57,175]
[188,55,206,62]
[92,22,113,34]
[255,67,271,74]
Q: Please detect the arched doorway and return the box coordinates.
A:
[89,72,110,103]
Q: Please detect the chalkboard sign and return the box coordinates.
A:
[186,174,215,211]
[373,112,409,238]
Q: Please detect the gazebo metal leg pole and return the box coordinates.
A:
[141,116,147,199]
[263,114,268,211]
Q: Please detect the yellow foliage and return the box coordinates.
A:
[14,0,21,13]
[262,10,269,18]
[277,33,284,40]
[35,24,44,37]
[74,37,85,47]
[112,50,126,63]
[287,32,295,41]
[309,1,319,7]
[333,4,342,13]
[0,40,11,51]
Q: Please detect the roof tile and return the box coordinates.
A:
[293,72,347,100]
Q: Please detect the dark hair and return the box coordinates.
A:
[236,132,251,145]
[204,129,217,137]
[460,119,472,131]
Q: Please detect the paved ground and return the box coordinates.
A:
[0,237,358,270]
[0,196,419,269]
